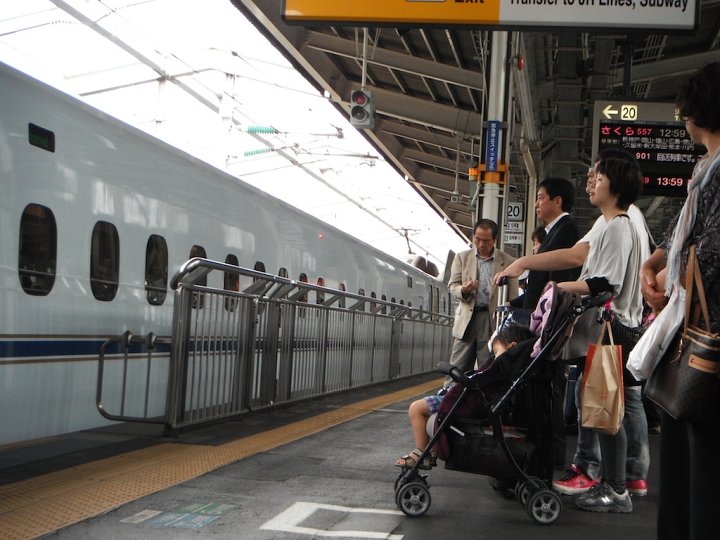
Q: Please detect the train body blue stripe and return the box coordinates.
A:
[0,340,172,359]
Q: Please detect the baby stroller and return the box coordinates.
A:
[393,282,612,525]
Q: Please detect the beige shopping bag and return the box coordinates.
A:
[580,321,624,435]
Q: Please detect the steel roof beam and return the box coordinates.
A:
[306,32,486,92]
[378,122,477,155]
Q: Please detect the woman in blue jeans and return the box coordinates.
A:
[568,370,649,495]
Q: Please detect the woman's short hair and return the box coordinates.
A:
[595,148,643,210]
[531,226,547,244]
[676,61,720,133]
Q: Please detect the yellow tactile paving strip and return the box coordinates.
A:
[0,378,442,539]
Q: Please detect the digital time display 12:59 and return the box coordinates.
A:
[597,121,704,197]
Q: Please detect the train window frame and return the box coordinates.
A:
[316,277,325,304]
[338,282,346,308]
[145,234,168,305]
[90,221,120,301]
[18,203,57,296]
[189,244,207,309]
[298,272,309,303]
[224,254,240,311]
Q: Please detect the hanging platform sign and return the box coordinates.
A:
[283,0,698,31]
[591,100,704,197]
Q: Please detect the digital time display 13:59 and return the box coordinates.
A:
[598,121,703,197]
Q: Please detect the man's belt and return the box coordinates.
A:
[473,305,488,312]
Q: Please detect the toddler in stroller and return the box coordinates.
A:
[393,282,611,524]
[394,322,535,470]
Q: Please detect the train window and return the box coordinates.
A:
[189,245,207,308]
[145,235,168,305]
[299,272,308,303]
[278,267,289,278]
[224,254,240,291]
[357,288,365,311]
[224,254,240,311]
[18,203,57,296]
[316,277,325,304]
[370,291,377,312]
[338,282,346,308]
[90,221,119,301]
[407,276,413,288]
[381,294,387,315]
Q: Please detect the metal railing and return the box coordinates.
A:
[97,258,453,430]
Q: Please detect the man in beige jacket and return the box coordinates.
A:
[448,218,519,377]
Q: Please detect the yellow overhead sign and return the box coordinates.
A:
[283,0,697,31]
[284,0,492,25]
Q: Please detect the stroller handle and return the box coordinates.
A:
[437,361,471,386]
[581,290,612,309]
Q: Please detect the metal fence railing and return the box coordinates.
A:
[97,258,453,430]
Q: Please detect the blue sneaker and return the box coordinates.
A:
[575,481,632,513]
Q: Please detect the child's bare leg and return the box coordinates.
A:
[408,399,432,450]
[395,397,437,468]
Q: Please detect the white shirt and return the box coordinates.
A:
[544,211,569,234]
[577,204,652,265]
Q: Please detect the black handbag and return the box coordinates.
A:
[609,317,645,365]
[645,246,720,424]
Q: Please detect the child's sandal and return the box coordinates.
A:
[394,448,436,469]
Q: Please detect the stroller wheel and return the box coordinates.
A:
[396,482,431,517]
[515,476,544,506]
[526,489,562,525]
[394,471,427,492]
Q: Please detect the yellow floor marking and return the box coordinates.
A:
[0,378,442,539]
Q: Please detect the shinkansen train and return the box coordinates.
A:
[0,62,451,446]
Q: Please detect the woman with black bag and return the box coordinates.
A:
[639,61,720,540]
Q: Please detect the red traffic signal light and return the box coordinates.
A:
[352,91,368,106]
[350,88,374,129]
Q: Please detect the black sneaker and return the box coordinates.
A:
[574,481,632,513]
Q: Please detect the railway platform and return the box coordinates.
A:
[0,373,658,540]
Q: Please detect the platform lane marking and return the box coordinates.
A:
[0,443,205,513]
[260,501,404,540]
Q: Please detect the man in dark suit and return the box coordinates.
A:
[511,177,581,310]
[510,177,581,471]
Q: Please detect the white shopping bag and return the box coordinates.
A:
[627,287,685,381]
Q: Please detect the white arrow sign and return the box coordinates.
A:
[603,105,619,119]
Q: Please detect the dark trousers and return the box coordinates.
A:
[551,362,567,467]
[657,409,720,540]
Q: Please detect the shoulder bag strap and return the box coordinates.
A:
[689,245,713,331]
[683,246,695,333]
